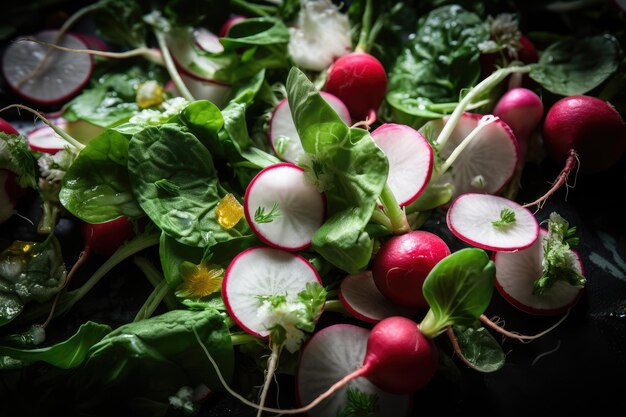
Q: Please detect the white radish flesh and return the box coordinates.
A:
[269,92,351,163]
[222,246,321,337]
[447,193,539,251]
[494,229,584,315]
[26,119,68,154]
[166,27,225,82]
[193,28,225,53]
[371,123,433,206]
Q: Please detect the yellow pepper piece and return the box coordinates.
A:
[216,193,244,229]
[136,80,164,109]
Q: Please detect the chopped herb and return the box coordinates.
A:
[336,387,379,417]
[254,202,281,223]
[492,208,516,229]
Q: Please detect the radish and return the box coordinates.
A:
[428,113,518,199]
[339,271,418,323]
[244,163,325,251]
[166,27,228,84]
[2,30,93,106]
[493,213,585,315]
[26,119,68,154]
[269,92,351,163]
[446,193,539,252]
[370,123,433,207]
[0,117,19,135]
[218,15,246,37]
[81,216,135,257]
[193,28,225,53]
[167,71,231,108]
[371,230,451,309]
[296,324,413,417]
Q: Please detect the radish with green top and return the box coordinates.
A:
[269,93,351,163]
[494,212,585,315]
[446,193,539,251]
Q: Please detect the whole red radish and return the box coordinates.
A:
[324,52,387,121]
[543,95,626,174]
[81,216,135,257]
[372,230,450,309]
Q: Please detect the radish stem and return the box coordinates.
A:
[152,30,195,101]
[479,311,570,342]
[379,183,409,234]
[356,0,374,53]
[256,342,282,417]
[370,207,392,230]
[323,299,347,314]
[522,149,579,208]
[135,255,179,310]
[133,276,171,322]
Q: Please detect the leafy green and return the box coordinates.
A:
[219,17,290,49]
[180,99,224,150]
[452,323,505,372]
[336,387,379,417]
[159,232,204,289]
[128,124,232,247]
[529,35,621,96]
[420,248,495,338]
[0,322,111,369]
[286,68,388,274]
[386,4,490,127]
[93,0,148,47]
[0,132,37,188]
[59,129,144,223]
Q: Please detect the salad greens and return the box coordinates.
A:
[1,0,624,415]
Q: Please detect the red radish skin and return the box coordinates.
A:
[219,16,246,37]
[324,52,387,121]
[81,216,135,257]
[543,95,626,174]
[372,231,451,309]
[0,117,19,135]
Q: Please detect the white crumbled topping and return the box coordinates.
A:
[37,150,73,183]
[288,0,352,71]
[129,97,189,126]
[258,298,306,353]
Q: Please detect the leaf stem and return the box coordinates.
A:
[133,276,170,322]
[379,184,409,234]
[153,30,195,101]
[134,255,179,310]
[356,0,374,53]
[323,299,347,314]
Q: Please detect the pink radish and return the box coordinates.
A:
[26,119,68,154]
[2,30,93,106]
[81,216,135,257]
[428,113,518,199]
[296,324,413,417]
[370,123,433,206]
[244,163,325,251]
[218,15,246,38]
[446,193,539,251]
[193,28,225,53]
[166,28,228,83]
[339,271,418,323]
[167,71,231,108]
[494,228,584,315]
[324,52,387,121]
[371,231,451,309]
[0,117,19,135]
[269,92,351,163]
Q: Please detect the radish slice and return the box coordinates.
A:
[2,30,93,106]
[244,163,325,251]
[167,72,231,108]
[194,28,224,53]
[269,92,351,163]
[26,118,68,154]
[371,123,433,206]
[222,246,322,337]
[429,113,518,198]
[297,324,412,417]
[339,271,418,324]
[494,229,584,315]
[166,27,226,83]
[447,193,539,251]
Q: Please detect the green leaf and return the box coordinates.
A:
[164,0,229,29]
[0,132,37,189]
[492,208,516,230]
[286,67,388,274]
[337,387,379,417]
[254,202,280,224]
[128,124,232,247]
[452,323,505,373]
[529,35,621,96]
[220,17,290,49]
[0,322,111,369]
[180,100,224,150]
[159,232,204,289]
[420,248,495,338]
[93,0,148,48]
[60,129,144,223]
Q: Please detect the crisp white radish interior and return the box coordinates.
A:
[339,271,417,323]
[167,72,231,108]
[2,31,92,105]
[223,247,321,337]
[193,28,224,53]
[269,92,351,163]
[371,123,433,206]
[494,229,584,315]
[27,119,68,153]
[297,324,412,417]
[429,113,518,198]
[166,27,225,81]
[447,193,539,251]
[245,163,324,251]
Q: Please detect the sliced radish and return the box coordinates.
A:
[494,229,584,315]
[219,15,246,37]
[429,113,518,198]
[296,324,412,417]
[269,92,351,163]
[222,246,322,337]
[447,193,539,251]
[2,30,93,106]
[26,118,68,153]
[371,123,433,206]
[0,117,19,135]
[244,163,325,251]
[194,28,224,53]
[339,271,418,324]
[167,72,231,108]
[166,27,227,83]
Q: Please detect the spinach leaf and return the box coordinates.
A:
[529,34,621,96]
[452,323,505,372]
[0,132,37,189]
[386,4,489,127]
[93,0,148,48]
[60,129,143,223]
[128,124,232,247]
[287,68,388,274]
[159,232,204,289]
[0,322,111,369]
[0,237,66,326]
[220,17,290,49]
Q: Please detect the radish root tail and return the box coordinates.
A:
[479,310,570,343]
[522,149,579,209]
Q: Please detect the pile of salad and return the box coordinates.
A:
[1,0,625,416]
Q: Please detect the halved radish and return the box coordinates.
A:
[494,228,584,315]
[428,113,518,198]
[447,193,539,251]
[194,28,225,53]
[26,119,68,153]
[296,324,412,417]
[244,163,325,251]
[2,30,93,106]
[222,246,322,338]
[370,123,433,206]
[269,92,351,163]
[339,271,418,324]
